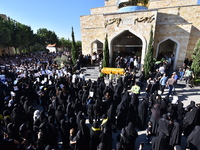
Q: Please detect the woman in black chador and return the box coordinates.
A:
[73,119,90,150]
[116,90,130,129]
[151,131,167,150]
[157,114,172,137]
[60,119,70,149]
[98,127,112,150]
[169,120,182,149]
[183,102,199,136]
[93,99,101,122]
[55,105,65,127]
[150,104,162,136]
[138,99,148,130]
[177,101,185,122]
[87,99,94,124]
[107,104,116,131]
[90,121,101,150]
[186,125,200,150]
[124,122,138,150]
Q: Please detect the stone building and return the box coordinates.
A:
[80,0,200,69]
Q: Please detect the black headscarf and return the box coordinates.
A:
[169,121,182,147]
[177,102,185,121]
[187,125,200,150]
[183,105,199,137]
[90,121,101,150]
[186,101,196,112]
[138,99,148,129]
[150,104,161,135]
[157,114,171,136]
[55,105,65,125]
[151,131,166,150]
[125,122,138,138]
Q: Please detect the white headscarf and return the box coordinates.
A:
[33,110,40,121]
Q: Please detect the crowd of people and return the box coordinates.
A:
[0,52,199,150]
[115,55,141,72]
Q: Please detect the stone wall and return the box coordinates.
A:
[81,10,157,65]
[80,1,200,69]
[105,0,118,6]
[179,5,200,59]
[149,0,198,9]
[80,15,105,55]
[91,6,118,15]
[153,5,200,68]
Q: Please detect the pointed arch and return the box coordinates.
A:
[156,37,180,70]
[109,29,147,66]
[90,39,103,54]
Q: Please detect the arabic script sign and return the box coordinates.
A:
[104,18,122,28]
[134,15,155,24]
[104,15,155,28]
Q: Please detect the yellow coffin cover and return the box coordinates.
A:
[101,67,125,75]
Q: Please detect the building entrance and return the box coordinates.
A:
[111,30,142,66]
[157,39,178,69]
[91,40,103,54]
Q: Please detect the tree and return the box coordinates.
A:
[0,16,11,47]
[76,40,82,51]
[191,38,200,78]
[37,28,58,47]
[20,25,34,53]
[0,17,37,54]
[71,27,78,65]
[0,16,58,55]
[118,0,149,8]
[54,54,71,68]
[102,34,109,68]
[57,37,72,50]
[14,23,34,54]
[143,26,154,78]
[9,20,21,53]
[141,0,148,6]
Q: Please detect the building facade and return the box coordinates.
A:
[80,0,200,69]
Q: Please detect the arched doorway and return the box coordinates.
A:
[157,38,178,69]
[110,30,143,66]
[91,40,103,54]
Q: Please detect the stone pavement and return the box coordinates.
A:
[157,79,200,107]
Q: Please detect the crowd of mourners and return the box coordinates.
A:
[0,51,199,150]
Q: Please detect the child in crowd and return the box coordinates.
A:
[145,121,152,144]
[69,128,76,150]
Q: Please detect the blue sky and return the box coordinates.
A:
[1,0,104,41]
